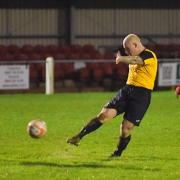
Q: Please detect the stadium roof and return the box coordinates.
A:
[0,0,179,9]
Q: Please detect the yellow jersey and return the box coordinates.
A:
[126,49,158,90]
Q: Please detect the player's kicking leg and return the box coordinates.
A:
[67,108,117,146]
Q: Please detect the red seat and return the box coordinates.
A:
[62,63,75,78]
[45,45,58,54]
[59,45,71,54]
[54,64,65,80]
[29,53,43,60]
[0,45,8,55]
[28,53,44,79]
[21,44,34,54]
[54,53,66,60]
[66,53,80,60]
[82,44,95,53]
[42,53,54,59]
[93,69,103,82]
[79,53,91,60]
[114,63,129,80]
[101,63,113,76]
[87,63,99,71]
[30,64,39,82]
[7,44,20,54]
[5,53,15,61]
[0,55,6,61]
[103,52,114,59]
[70,44,82,54]
[89,51,104,59]
[16,53,30,61]
[79,67,90,81]
[34,45,45,54]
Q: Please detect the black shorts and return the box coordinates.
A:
[104,85,151,126]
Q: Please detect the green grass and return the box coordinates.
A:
[0,91,179,180]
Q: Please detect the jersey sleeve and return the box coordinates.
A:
[139,51,154,61]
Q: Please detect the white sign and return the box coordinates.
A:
[158,63,179,86]
[0,65,29,89]
[176,63,180,85]
[74,61,86,70]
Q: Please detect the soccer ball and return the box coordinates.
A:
[27,120,47,138]
[175,86,180,98]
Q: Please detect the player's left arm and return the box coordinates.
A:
[115,51,143,65]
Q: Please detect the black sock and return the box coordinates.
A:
[116,135,131,154]
[78,117,102,139]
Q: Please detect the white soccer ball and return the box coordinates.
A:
[27,120,47,138]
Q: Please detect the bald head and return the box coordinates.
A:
[122,34,144,56]
[123,34,141,48]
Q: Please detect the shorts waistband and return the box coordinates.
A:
[126,85,152,93]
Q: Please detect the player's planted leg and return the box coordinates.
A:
[111,135,131,157]
[111,119,134,157]
[67,117,102,146]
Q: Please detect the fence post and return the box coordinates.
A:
[46,57,54,95]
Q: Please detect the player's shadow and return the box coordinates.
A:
[20,161,115,169]
[119,165,161,172]
[100,155,179,172]
[127,155,179,162]
[21,160,161,172]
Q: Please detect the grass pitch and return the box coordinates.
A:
[0,91,179,180]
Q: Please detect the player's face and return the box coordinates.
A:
[124,42,138,56]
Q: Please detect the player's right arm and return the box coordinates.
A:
[116,51,143,65]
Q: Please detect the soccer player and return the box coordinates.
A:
[67,34,158,157]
